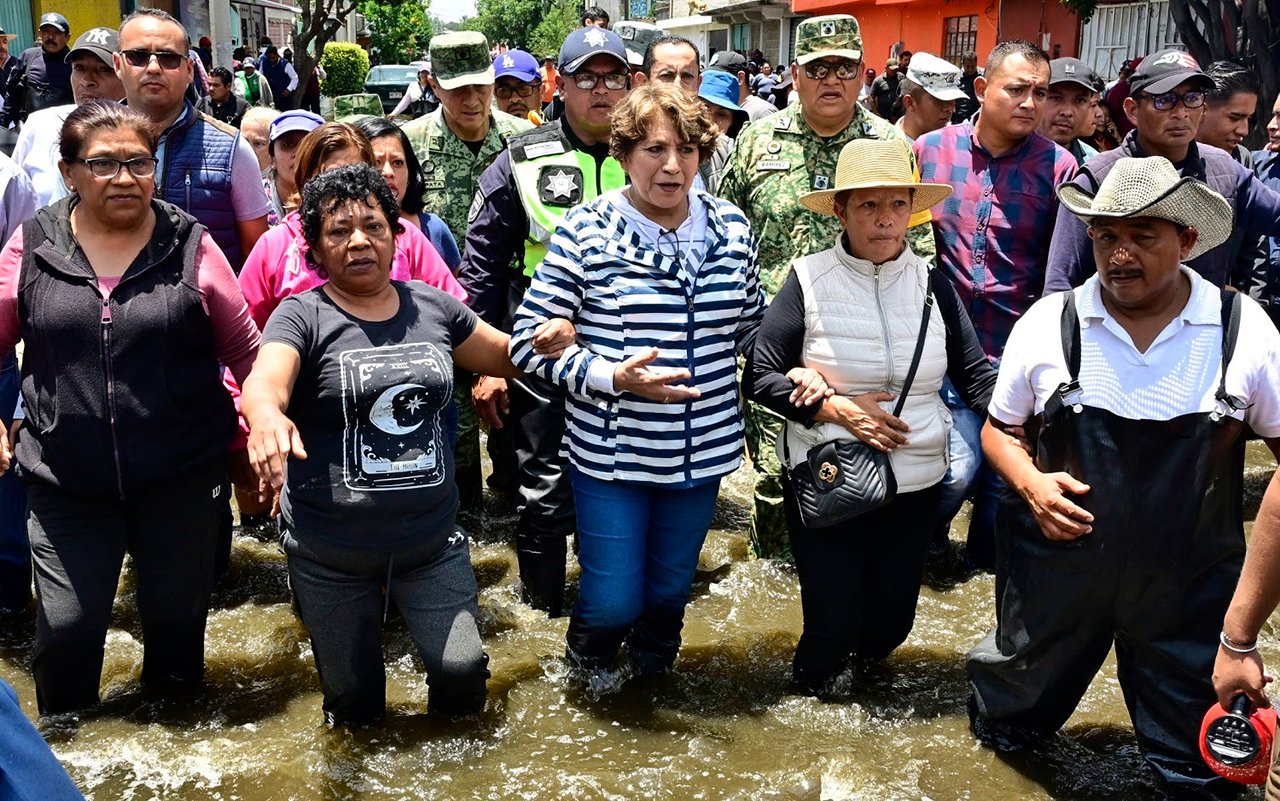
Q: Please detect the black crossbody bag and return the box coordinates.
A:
[784,291,934,528]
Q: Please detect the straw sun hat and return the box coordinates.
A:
[1057,156,1232,261]
[798,139,952,216]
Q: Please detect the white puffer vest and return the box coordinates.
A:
[777,240,952,493]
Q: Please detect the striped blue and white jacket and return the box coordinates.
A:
[510,189,766,486]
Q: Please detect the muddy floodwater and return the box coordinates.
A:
[2,445,1278,801]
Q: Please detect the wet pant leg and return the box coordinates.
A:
[26,458,223,714]
[388,529,489,717]
[744,400,791,562]
[509,373,575,617]
[967,515,1118,748]
[1114,556,1242,793]
[0,351,29,612]
[282,529,390,725]
[28,481,130,714]
[453,379,484,514]
[785,482,941,693]
[126,459,224,687]
[566,470,717,671]
[934,384,1004,569]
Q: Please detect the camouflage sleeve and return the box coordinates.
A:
[717,136,747,208]
[908,220,936,267]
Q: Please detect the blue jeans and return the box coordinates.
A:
[936,377,1004,570]
[0,351,29,611]
[565,468,720,672]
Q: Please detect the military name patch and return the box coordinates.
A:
[539,166,583,206]
[757,159,791,171]
[523,140,567,160]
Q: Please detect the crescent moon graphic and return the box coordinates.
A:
[369,383,427,435]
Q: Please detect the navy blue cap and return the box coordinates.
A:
[558,27,628,74]
[38,12,69,34]
[494,49,540,83]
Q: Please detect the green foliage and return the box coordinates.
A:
[320,42,371,96]
[528,0,578,59]
[466,0,540,49]
[1058,0,1099,25]
[359,0,432,64]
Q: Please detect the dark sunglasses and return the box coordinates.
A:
[121,49,186,70]
[495,82,541,99]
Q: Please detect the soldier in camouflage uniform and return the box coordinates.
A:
[720,14,936,562]
[401,32,533,514]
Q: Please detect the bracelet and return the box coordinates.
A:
[1220,631,1260,654]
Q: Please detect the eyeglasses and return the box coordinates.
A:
[571,72,628,91]
[121,49,186,70]
[67,156,158,179]
[495,82,541,99]
[1139,90,1206,111]
[803,60,860,81]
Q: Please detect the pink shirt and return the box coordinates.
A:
[0,226,261,384]
[238,210,466,332]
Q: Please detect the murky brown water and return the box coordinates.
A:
[2,445,1276,800]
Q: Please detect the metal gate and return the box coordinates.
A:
[1079,0,1183,80]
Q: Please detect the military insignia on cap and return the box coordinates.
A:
[1064,63,1076,74]
[620,27,635,40]
[812,175,830,190]
[540,166,583,206]
[820,21,836,36]
[583,28,608,48]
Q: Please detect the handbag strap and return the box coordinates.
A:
[891,291,934,419]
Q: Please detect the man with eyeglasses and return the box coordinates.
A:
[720,14,936,561]
[492,49,544,125]
[13,27,125,208]
[115,9,269,273]
[400,32,532,518]
[913,40,1076,573]
[1046,48,1280,294]
[458,26,631,617]
[1,13,73,127]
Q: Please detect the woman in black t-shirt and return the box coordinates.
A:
[241,164,522,726]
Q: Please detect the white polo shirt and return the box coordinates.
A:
[990,267,1280,437]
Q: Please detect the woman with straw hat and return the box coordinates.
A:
[968,156,1280,794]
[746,137,997,697]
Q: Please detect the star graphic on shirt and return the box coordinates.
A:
[404,395,425,413]
[583,28,608,48]
[546,169,579,199]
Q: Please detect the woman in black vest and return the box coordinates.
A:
[0,101,261,714]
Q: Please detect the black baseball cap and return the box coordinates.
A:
[1049,58,1096,92]
[1129,48,1213,96]
[707,50,747,74]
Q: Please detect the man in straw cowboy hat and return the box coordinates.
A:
[746,138,996,696]
[719,13,937,562]
[968,155,1280,796]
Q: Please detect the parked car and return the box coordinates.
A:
[364,65,420,114]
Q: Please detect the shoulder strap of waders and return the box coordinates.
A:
[1059,290,1081,381]
[1215,289,1242,408]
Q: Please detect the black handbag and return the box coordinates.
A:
[784,291,934,528]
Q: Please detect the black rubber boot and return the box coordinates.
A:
[515,523,567,618]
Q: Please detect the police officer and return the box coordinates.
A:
[2,13,72,126]
[401,32,533,514]
[457,26,631,617]
[720,14,935,561]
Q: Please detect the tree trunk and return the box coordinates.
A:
[292,0,360,111]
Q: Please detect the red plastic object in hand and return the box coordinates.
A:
[1200,695,1277,785]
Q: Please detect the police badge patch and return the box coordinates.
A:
[539,166,583,206]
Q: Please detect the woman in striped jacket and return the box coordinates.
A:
[510,83,823,690]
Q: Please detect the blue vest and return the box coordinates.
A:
[160,106,242,269]
[261,57,289,99]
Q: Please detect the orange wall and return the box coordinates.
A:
[790,0,999,66]
[1000,0,1081,58]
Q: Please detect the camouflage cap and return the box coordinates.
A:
[429,31,494,90]
[794,15,863,66]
